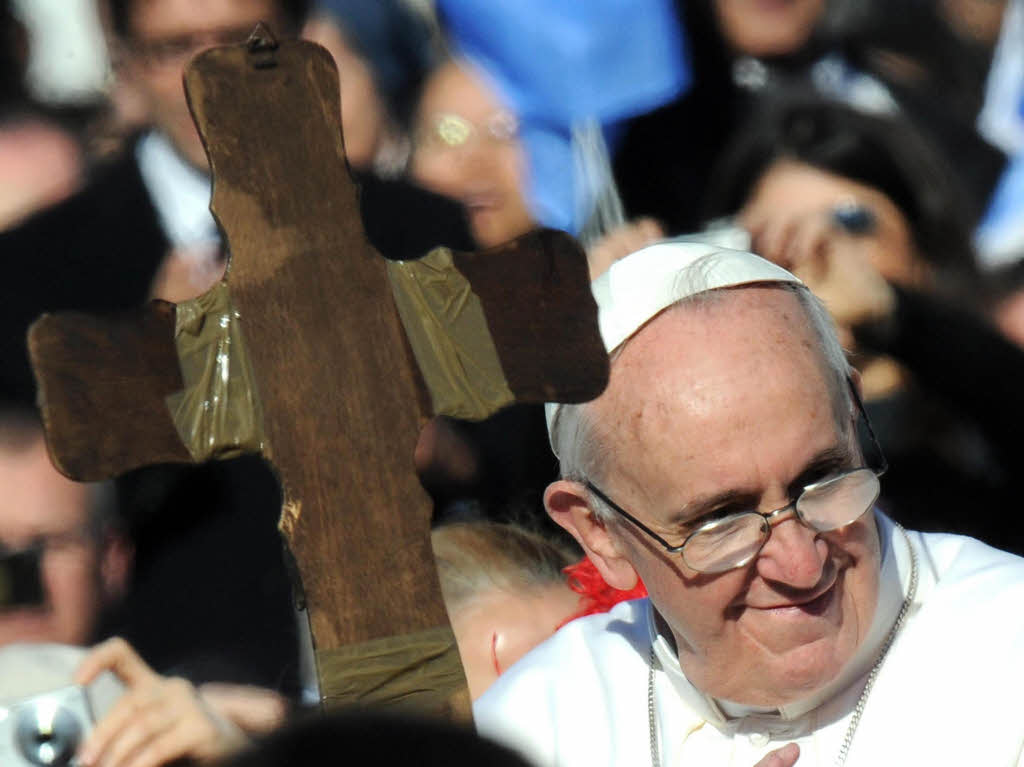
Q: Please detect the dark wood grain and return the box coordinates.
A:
[453,230,608,405]
[28,301,190,480]
[185,37,451,656]
[27,29,607,718]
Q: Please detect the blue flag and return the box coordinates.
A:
[438,0,691,233]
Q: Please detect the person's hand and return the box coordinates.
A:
[586,217,664,280]
[75,637,248,767]
[786,218,896,334]
[742,203,897,344]
[197,682,288,734]
[753,742,800,767]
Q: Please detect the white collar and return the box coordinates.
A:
[135,130,219,251]
[649,510,912,726]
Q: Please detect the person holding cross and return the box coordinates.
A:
[474,241,1024,766]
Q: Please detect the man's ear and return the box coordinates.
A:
[99,532,133,603]
[545,480,639,591]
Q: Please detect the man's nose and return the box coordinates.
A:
[754,515,828,589]
[453,141,492,172]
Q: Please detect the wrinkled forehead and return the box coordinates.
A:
[545,242,806,454]
[591,286,840,457]
[608,284,810,376]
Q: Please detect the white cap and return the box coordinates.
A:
[545,239,802,451]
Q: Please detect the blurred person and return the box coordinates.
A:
[0,0,83,229]
[943,0,1009,45]
[614,0,1005,235]
[704,96,1024,551]
[0,0,312,699]
[433,521,648,701]
[411,57,661,526]
[0,0,312,407]
[705,98,979,366]
[0,409,287,767]
[0,0,472,697]
[431,0,688,240]
[0,0,474,402]
[411,57,665,264]
[302,0,435,176]
[0,408,131,647]
[411,57,534,249]
[831,1,1006,210]
[713,0,825,59]
[108,0,306,174]
[107,0,311,302]
[432,521,580,701]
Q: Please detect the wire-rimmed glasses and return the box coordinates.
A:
[585,380,886,574]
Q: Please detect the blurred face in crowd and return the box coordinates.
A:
[714,0,826,58]
[302,13,387,170]
[739,159,925,288]
[549,289,881,706]
[941,0,1008,45]
[120,0,284,170]
[994,289,1024,350]
[411,59,535,248]
[0,436,130,646]
[449,584,580,700]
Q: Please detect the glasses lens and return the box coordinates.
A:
[796,469,879,531]
[435,114,474,147]
[684,514,768,573]
[486,110,519,141]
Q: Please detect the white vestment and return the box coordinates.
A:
[474,513,1024,766]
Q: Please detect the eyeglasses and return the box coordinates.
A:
[585,380,887,574]
[129,24,262,68]
[415,111,519,153]
[0,528,94,560]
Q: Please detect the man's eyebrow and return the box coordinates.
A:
[668,489,759,526]
[667,444,855,525]
[791,444,856,487]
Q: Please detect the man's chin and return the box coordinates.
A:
[166,124,212,174]
[775,655,845,702]
[725,625,855,706]
[0,609,59,645]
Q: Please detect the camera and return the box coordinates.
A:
[0,684,94,766]
[0,645,123,766]
[0,547,44,610]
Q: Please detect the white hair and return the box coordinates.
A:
[551,281,853,521]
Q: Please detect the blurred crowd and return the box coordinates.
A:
[1,0,1023,764]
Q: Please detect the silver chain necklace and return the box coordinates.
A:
[648,525,918,767]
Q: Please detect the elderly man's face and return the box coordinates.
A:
[582,288,880,705]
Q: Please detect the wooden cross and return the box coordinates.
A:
[27,27,606,717]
